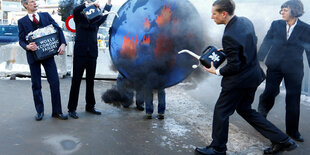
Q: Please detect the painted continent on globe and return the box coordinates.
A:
[109,0,204,89]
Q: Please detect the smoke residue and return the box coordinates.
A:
[111,0,310,94]
[110,0,206,91]
[191,0,310,47]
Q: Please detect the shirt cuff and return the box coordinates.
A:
[215,69,221,76]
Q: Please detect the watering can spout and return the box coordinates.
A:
[178,49,201,69]
[178,49,201,60]
[102,11,119,18]
[178,46,226,69]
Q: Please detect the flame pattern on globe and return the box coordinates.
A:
[120,4,174,62]
[109,0,204,89]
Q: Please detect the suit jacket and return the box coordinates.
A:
[257,19,310,73]
[73,4,112,58]
[219,16,264,90]
[18,12,66,64]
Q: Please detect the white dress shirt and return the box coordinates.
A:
[286,19,298,40]
[216,69,221,76]
[28,13,40,22]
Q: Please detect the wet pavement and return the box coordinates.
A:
[0,78,204,155]
[188,75,310,155]
[0,76,309,155]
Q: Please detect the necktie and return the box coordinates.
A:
[33,14,39,24]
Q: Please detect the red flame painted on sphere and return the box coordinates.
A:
[155,4,172,27]
[154,35,173,57]
[142,35,151,45]
[120,33,139,60]
[144,18,151,31]
[154,35,176,68]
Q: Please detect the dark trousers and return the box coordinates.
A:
[116,74,144,107]
[68,56,97,112]
[210,87,288,151]
[258,68,303,136]
[144,89,166,114]
[135,90,144,106]
[29,57,62,114]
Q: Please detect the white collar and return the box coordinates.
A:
[286,18,298,40]
[28,12,40,22]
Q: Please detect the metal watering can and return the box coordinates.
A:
[83,4,119,21]
[178,46,226,69]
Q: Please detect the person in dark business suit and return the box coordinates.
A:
[257,0,310,143]
[67,0,112,119]
[195,0,297,154]
[18,0,68,120]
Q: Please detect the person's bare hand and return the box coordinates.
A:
[107,0,111,5]
[92,2,100,8]
[57,43,66,55]
[204,61,216,75]
[26,42,38,51]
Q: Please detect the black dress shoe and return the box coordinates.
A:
[195,146,226,155]
[86,108,101,115]
[264,138,297,154]
[145,113,152,119]
[68,111,79,119]
[157,113,165,120]
[288,133,304,142]
[52,113,68,120]
[292,135,304,142]
[35,112,44,121]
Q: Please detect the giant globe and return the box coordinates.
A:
[109,0,204,89]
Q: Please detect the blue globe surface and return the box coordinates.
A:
[109,0,204,89]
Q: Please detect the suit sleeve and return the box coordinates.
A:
[18,19,28,51]
[304,25,310,68]
[73,4,86,24]
[257,21,275,61]
[219,36,242,76]
[46,13,66,45]
[306,49,310,68]
[93,4,112,26]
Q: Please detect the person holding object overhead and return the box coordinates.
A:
[195,0,297,154]
[18,0,68,121]
[257,0,310,142]
[67,0,112,119]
